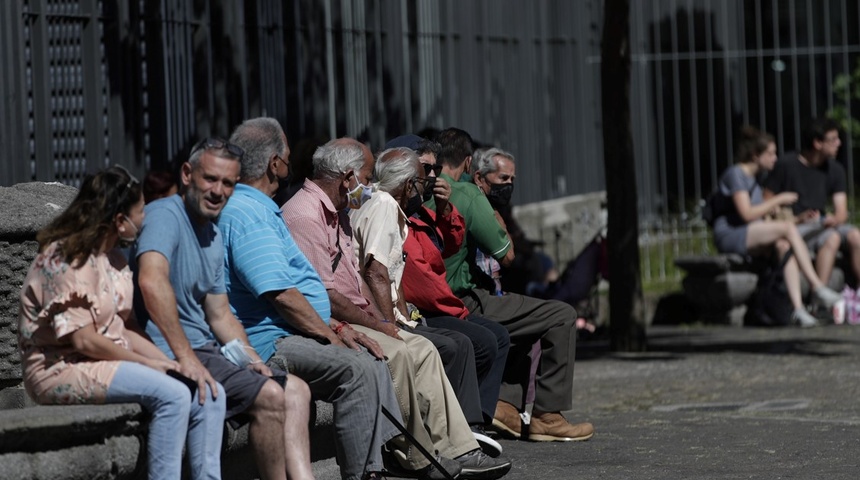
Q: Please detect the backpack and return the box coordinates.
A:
[747,250,794,326]
[701,190,721,226]
[701,180,757,226]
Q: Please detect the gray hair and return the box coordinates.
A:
[471,147,515,177]
[228,117,286,181]
[312,139,366,179]
[375,148,420,193]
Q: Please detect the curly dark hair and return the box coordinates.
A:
[37,166,142,267]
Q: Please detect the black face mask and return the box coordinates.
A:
[421,176,436,202]
[486,183,514,208]
[404,193,424,217]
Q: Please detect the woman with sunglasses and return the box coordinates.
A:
[19,166,226,479]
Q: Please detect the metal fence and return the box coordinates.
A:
[1,0,859,283]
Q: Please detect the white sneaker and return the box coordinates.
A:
[792,308,819,328]
[814,286,843,307]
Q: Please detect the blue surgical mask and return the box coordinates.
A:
[220,339,254,368]
[346,178,373,209]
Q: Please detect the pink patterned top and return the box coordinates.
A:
[18,242,133,404]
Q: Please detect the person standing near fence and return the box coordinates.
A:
[712,126,843,326]
[19,166,226,479]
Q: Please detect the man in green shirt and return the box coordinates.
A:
[429,127,594,443]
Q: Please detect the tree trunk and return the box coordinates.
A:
[601,0,647,351]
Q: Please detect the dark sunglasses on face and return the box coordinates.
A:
[422,163,443,176]
[192,137,245,159]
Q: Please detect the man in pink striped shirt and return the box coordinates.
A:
[283,138,511,480]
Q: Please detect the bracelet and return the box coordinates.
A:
[333,321,352,335]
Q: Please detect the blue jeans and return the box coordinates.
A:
[106,362,226,480]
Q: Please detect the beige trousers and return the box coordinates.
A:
[352,326,478,469]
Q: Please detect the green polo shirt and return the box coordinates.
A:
[426,173,511,294]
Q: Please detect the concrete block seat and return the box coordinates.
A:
[675,252,849,326]
[0,390,335,480]
[674,254,759,326]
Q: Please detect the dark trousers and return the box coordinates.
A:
[425,315,510,423]
[412,324,484,425]
[459,288,577,413]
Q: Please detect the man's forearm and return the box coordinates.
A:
[363,262,397,322]
[265,288,338,342]
[139,277,196,360]
[328,289,385,330]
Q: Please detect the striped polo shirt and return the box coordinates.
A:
[217,183,331,362]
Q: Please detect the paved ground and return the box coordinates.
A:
[311,324,860,479]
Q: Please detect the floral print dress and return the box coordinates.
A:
[18,242,134,404]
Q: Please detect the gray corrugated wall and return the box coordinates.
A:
[2,0,859,223]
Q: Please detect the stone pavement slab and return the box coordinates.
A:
[310,324,860,479]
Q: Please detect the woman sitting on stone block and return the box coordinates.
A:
[712,126,842,327]
[18,166,226,480]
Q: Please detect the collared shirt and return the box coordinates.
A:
[282,179,372,314]
[402,205,470,319]
[426,173,511,294]
[217,183,331,362]
[349,191,409,320]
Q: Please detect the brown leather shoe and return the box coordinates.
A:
[489,400,522,439]
[528,412,594,442]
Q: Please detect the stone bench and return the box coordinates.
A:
[675,253,847,326]
[674,254,760,326]
[0,183,335,479]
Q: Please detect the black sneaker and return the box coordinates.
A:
[455,449,512,479]
[383,451,462,479]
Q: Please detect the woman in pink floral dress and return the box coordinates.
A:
[18,166,226,479]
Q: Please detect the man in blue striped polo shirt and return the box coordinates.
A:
[217,117,400,480]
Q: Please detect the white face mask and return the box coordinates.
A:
[346,178,373,209]
[118,215,140,246]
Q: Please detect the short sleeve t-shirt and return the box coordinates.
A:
[131,195,222,356]
[763,152,846,215]
[427,173,511,294]
[19,244,133,404]
[217,184,331,362]
[713,165,762,228]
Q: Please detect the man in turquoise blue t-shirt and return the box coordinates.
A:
[220,118,400,480]
[430,127,594,443]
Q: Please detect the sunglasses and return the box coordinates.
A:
[113,164,140,190]
[422,163,443,176]
[192,137,245,159]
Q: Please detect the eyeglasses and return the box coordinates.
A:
[422,163,443,176]
[191,137,245,159]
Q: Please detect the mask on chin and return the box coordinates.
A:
[486,183,514,208]
[346,180,373,209]
[404,193,424,217]
[118,215,140,247]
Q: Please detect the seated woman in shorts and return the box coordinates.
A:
[18,166,225,479]
[713,126,842,326]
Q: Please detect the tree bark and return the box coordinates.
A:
[601,0,647,351]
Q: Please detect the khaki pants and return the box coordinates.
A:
[353,326,478,469]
